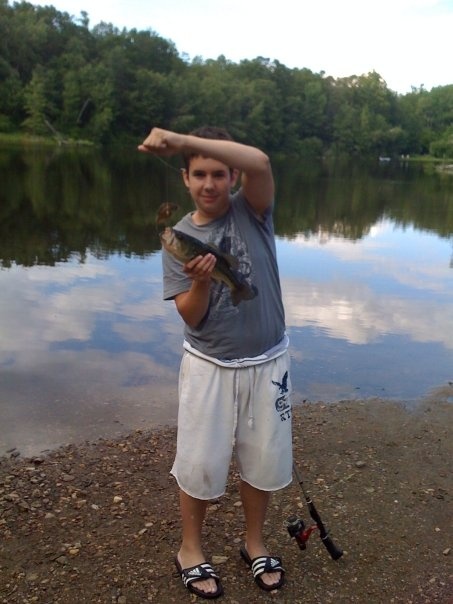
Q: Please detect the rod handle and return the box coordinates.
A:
[321,534,343,560]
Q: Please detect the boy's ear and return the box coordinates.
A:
[181,168,189,188]
[231,168,240,186]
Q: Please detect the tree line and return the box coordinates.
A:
[1,0,453,158]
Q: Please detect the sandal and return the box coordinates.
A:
[174,557,224,600]
[240,545,285,592]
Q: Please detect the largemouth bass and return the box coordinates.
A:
[160,227,258,306]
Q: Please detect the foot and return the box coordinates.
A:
[176,549,220,597]
[242,542,284,589]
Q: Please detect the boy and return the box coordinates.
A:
[138,126,292,599]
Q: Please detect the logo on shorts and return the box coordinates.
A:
[272,371,291,421]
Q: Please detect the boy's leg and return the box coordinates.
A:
[239,480,282,588]
[176,489,218,595]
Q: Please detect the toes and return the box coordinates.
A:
[261,571,281,587]
[194,578,217,594]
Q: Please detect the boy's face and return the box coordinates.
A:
[182,156,238,223]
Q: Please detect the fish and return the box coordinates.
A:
[160,227,258,306]
[156,202,179,227]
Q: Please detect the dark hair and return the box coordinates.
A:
[182,126,233,171]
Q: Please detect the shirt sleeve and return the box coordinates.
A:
[162,247,192,300]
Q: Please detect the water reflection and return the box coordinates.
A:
[279,221,453,402]
[0,148,452,455]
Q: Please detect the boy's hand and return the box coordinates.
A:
[138,128,184,156]
[183,254,217,283]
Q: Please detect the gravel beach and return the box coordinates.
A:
[1,396,452,603]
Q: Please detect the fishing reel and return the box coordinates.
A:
[286,514,343,560]
[286,515,318,550]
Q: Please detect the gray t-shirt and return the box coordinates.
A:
[162,189,285,360]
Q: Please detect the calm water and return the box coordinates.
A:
[1,147,452,455]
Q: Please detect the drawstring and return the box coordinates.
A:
[247,366,256,428]
[233,367,256,431]
[232,369,239,443]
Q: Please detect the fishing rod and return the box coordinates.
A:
[287,462,343,561]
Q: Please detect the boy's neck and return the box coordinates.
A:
[192,205,230,226]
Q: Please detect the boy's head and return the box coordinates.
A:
[181,126,238,222]
[182,126,233,172]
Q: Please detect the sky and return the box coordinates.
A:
[26,0,453,94]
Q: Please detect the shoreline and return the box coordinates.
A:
[1,398,452,603]
[3,384,452,461]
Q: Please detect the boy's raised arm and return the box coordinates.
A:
[138,127,274,215]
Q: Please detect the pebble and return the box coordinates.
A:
[26,572,39,582]
[355,461,366,468]
[212,555,228,564]
[56,556,68,565]
[61,473,74,482]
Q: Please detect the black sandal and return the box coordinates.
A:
[240,545,285,591]
[174,557,224,599]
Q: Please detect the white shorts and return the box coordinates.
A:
[170,351,293,500]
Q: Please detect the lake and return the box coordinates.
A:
[1,146,452,456]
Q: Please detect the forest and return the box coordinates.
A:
[1,0,453,158]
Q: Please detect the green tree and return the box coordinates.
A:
[22,66,48,134]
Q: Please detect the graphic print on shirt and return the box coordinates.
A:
[272,370,291,421]
[207,217,255,317]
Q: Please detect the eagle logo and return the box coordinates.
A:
[272,371,289,395]
[273,371,291,421]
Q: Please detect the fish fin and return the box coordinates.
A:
[231,283,258,306]
[205,244,240,270]
[222,253,240,270]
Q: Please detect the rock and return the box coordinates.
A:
[61,473,75,482]
[212,555,228,564]
[55,556,68,565]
